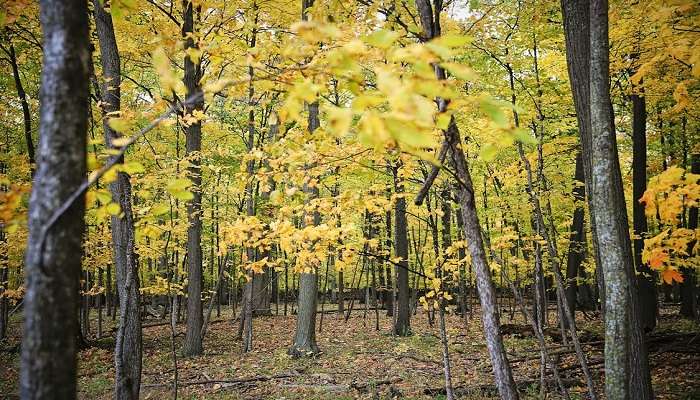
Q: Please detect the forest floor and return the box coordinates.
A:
[1,304,699,399]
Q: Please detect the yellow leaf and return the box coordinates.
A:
[441,62,476,80]
[364,29,400,49]
[106,202,121,216]
[108,118,130,134]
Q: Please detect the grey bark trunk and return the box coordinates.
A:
[93,2,143,397]
[589,1,653,398]
[182,0,204,357]
[20,0,90,397]
[413,1,518,397]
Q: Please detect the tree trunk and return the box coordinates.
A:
[565,152,586,320]
[560,0,605,314]
[680,153,699,319]
[182,0,204,357]
[93,2,143,397]
[631,87,657,330]
[392,163,411,336]
[290,0,321,354]
[413,1,518,397]
[20,1,89,397]
[6,42,35,172]
[589,1,653,398]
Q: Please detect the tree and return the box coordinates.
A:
[589,0,653,398]
[415,1,519,399]
[560,0,605,312]
[392,160,411,336]
[182,0,205,358]
[93,0,142,397]
[288,0,321,358]
[20,0,90,397]
[631,80,657,331]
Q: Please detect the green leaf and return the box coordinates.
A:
[441,62,476,81]
[479,144,499,161]
[512,128,537,145]
[106,202,121,216]
[108,118,130,134]
[167,178,194,201]
[122,161,145,175]
[480,99,508,127]
[151,203,170,216]
[436,113,452,130]
[364,29,400,49]
[433,34,471,48]
[385,118,435,149]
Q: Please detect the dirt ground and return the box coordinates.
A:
[1,305,698,399]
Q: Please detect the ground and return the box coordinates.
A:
[1,304,699,399]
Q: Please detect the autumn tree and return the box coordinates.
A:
[20,0,90,397]
[92,0,142,397]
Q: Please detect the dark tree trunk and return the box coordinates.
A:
[631,88,657,331]
[680,153,699,318]
[565,152,586,322]
[0,256,7,341]
[392,164,411,336]
[93,1,143,397]
[182,0,204,357]
[20,0,89,397]
[384,209,394,316]
[5,42,35,171]
[589,1,653,398]
[560,0,605,313]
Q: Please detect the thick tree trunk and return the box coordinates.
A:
[631,88,657,330]
[589,1,653,398]
[182,0,204,357]
[560,0,605,313]
[93,1,143,397]
[20,1,89,397]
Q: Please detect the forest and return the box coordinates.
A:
[0,0,698,399]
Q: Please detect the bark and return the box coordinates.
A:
[438,188,454,399]
[392,163,411,336]
[93,2,143,397]
[182,0,204,357]
[589,1,653,398]
[631,88,657,330]
[0,245,7,341]
[560,0,605,312]
[20,0,90,397]
[446,121,518,400]
[565,152,586,319]
[680,153,699,319]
